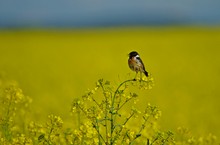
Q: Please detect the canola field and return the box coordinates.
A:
[0,27,220,144]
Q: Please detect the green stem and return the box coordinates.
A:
[117,97,132,112]
[2,92,14,141]
[110,79,135,145]
[77,106,106,144]
[91,96,100,108]
[112,112,135,144]
[99,81,109,144]
[112,79,135,107]
[94,122,106,144]
[47,119,54,145]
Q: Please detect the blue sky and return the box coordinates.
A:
[0,0,220,27]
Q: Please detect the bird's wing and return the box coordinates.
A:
[136,57,145,70]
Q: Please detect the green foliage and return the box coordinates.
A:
[0,75,218,144]
[0,76,32,144]
[71,76,161,145]
[175,127,217,145]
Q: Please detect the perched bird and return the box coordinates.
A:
[128,51,148,78]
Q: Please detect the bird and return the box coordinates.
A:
[128,51,148,78]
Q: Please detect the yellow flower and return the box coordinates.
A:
[129,131,135,139]
[126,138,130,144]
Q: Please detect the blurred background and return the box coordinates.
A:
[1,0,220,27]
[0,0,220,139]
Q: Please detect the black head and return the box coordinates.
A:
[129,51,139,58]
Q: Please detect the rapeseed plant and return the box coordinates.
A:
[71,76,176,145]
[0,75,218,144]
[0,76,32,144]
[37,114,63,145]
[175,127,217,145]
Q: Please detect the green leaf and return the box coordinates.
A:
[38,134,45,142]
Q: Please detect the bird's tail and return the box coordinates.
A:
[144,70,148,77]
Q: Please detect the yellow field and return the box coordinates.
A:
[0,27,220,144]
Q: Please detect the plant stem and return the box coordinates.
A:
[110,79,135,145]
[2,91,13,141]
[99,81,109,144]
[112,79,135,107]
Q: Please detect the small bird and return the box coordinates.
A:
[128,51,148,78]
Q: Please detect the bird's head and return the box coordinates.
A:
[128,51,139,59]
